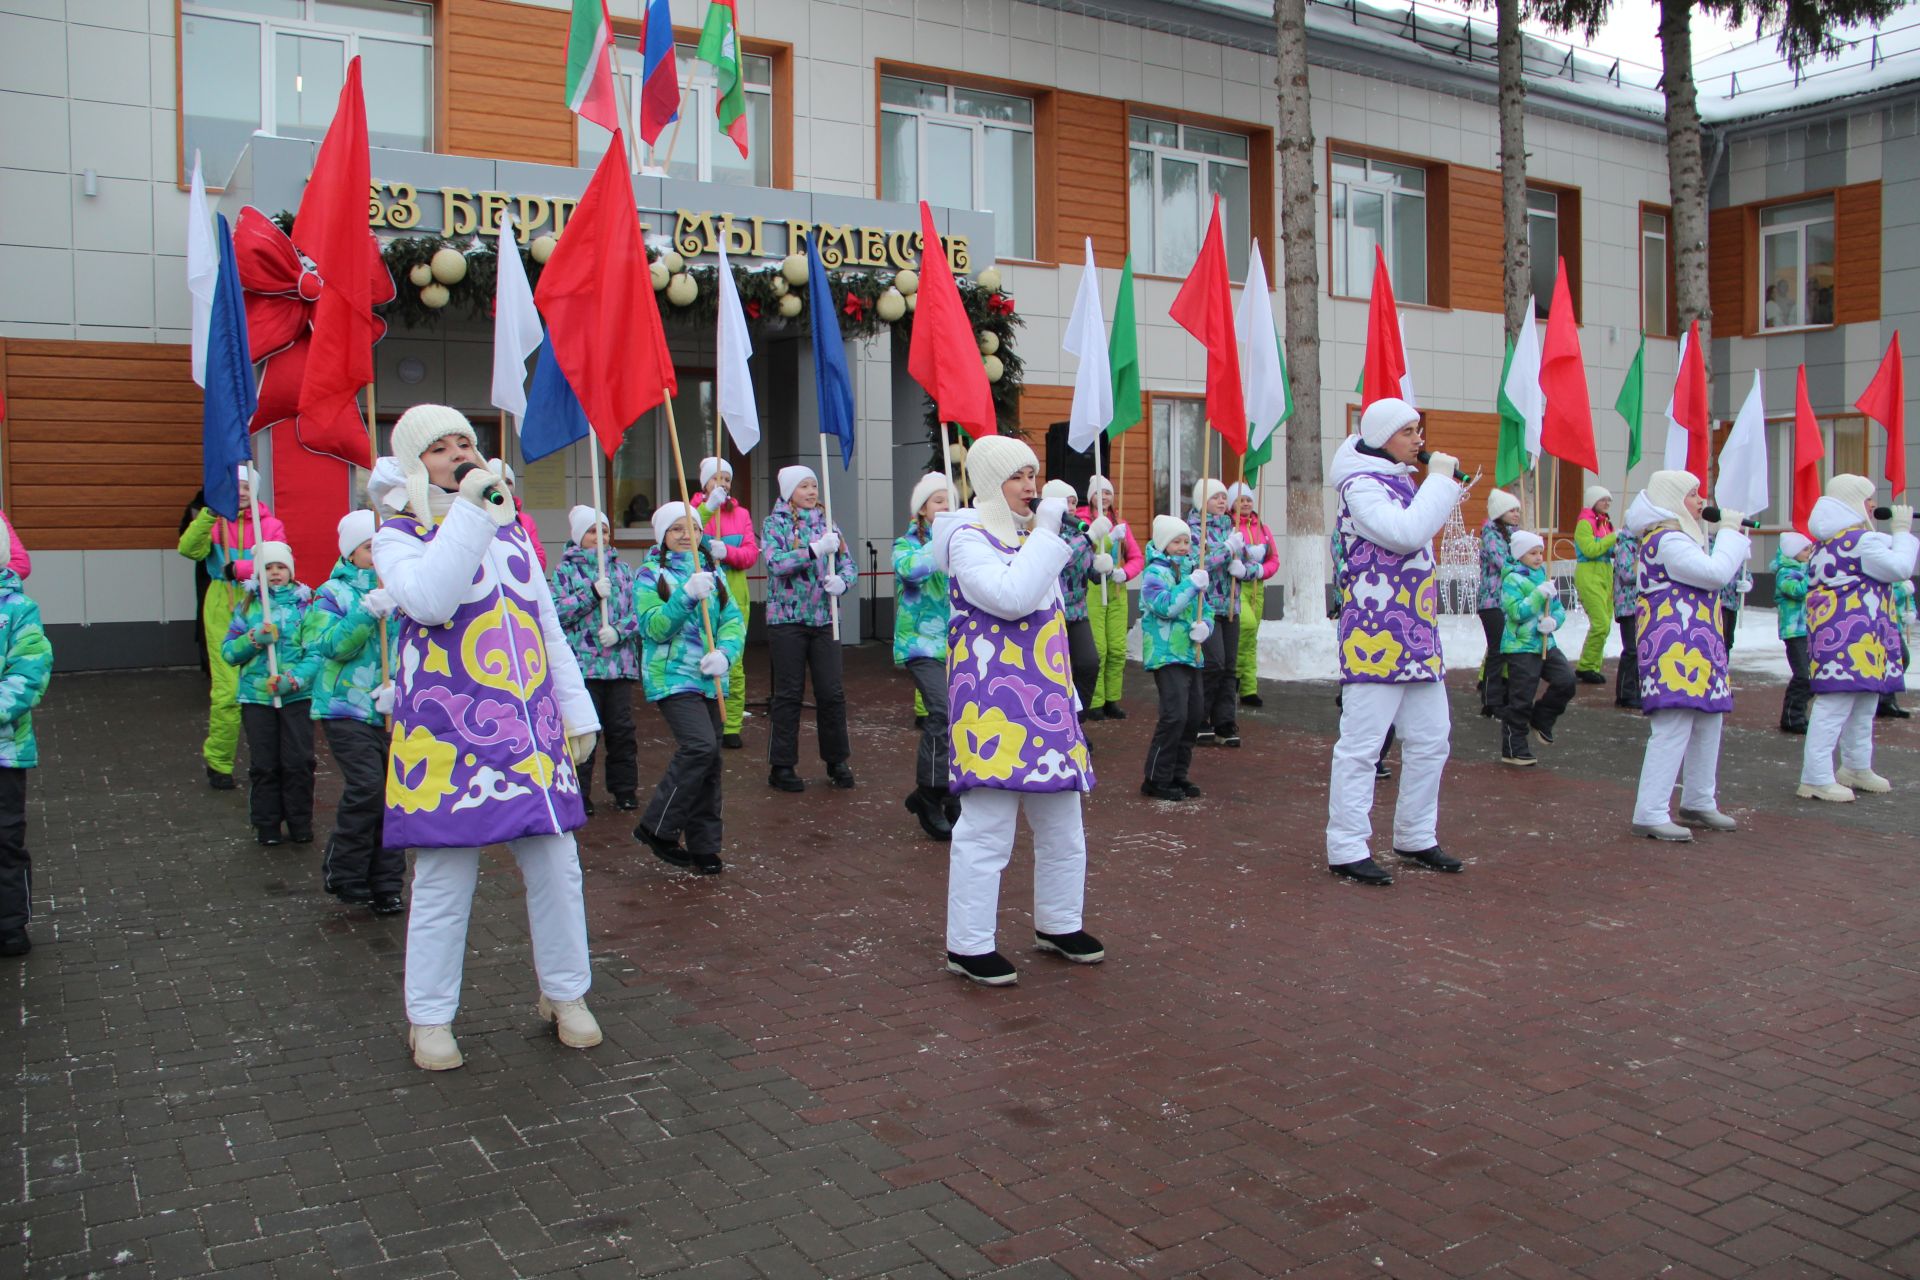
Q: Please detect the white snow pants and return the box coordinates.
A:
[1800,691,1877,786]
[404,833,591,1025]
[946,789,1086,956]
[1325,682,1450,866]
[1632,709,1724,826]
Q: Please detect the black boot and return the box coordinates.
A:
[905,787,953,841]
[1499,724,1536,767]
[826,762,856,789]
[768,766,805,792]
[207,766,236,791]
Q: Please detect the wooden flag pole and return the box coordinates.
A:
[939,424,957,497]
[366,383,390,728]
[663,392,728,700]
[1096,431,1108,607]
[248,443,282,710]
[819,431,841,641]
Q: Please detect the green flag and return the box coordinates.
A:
[1107,254,1141,439]
[1495,336,1530,488]
[695,0,750,159]
[1615,334,1645,473]
[1242,335,1293,481]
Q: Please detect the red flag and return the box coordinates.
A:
[1537,258,1597,473]
[1360,244,1408,411]
[1672,318,1711,489]
[906,201,995,438]
[1792,364,1824,537]
[1855,332,1906,496]
[535,135,676,456]
[1168,196,1247,455]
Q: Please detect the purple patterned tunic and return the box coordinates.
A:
[1334,472,1443,684]
[947,527,1095,796]
[382,514,586,848]
[1634,530,1731,713]
[1807,528,1905,695]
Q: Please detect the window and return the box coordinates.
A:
[1756,412,1872,527]
[1526,189,1559,315]
[607,377,715,537]
[1330,151,1425,304]
[879,76,1035,261]
[1641,208,1671,336]
[580,44,775,188]
[1132,118,1251,280]
[181,0,433,187]
[1759,197,1836,330]
[1150,396,1209,519]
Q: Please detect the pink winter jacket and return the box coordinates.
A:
[514,507,548,571]
[2,511,28,579]
[1076,505,1144,583]
[1237,515,1280,583]
[701,500,760,572]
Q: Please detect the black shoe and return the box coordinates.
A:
[1880,702,1912,720]
[1240,693,1264,708]
[256,825,284,847]
[914,714,927,730]
[827,762,856,789]
[1501,751,1538,767]
[1172,778,1203,799]
[946,950,1018,985]
[1577,670,1607,685]
[1479,703,1495,718]
[1374,762,1393,781]
[583,796,597,816]
[688,851,724,875]
[905,788,954,841]
[769,766,805,792]
[1217,727,1241,748]
[0,932,29,957]
[1195,729,1216,745]
[1329,857,1393,886]
[370,894,406,916]
[1102,704,1127,720]
[1034,929,1105,964]
[614,793,639,812]
[1396,846,1463,873]
[633,822,694,868]
[332,883,372,905]
[722,733,743,750]
[288,826,314,845]
[1140,780,1186,801]
[1781,722,1808,735]
[207,766,236,791]
[1532,725,1556,746]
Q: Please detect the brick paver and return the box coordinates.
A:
[4,649,1917,1277]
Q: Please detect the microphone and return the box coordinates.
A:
[452,462,508,508]
[1700,506,1763,530]
[1874,504,1895,521]
[1416,450,1477,487]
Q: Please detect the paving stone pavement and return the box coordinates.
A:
[4,648,1919,1278]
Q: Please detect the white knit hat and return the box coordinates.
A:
[1150,515,1190,552]
[1645,469,1708,547]
[1826,473,1877,523]
[909,472,954,518]
[1486,489,1521,521]
[652,500,694,544]
[1087,475,1114,497]
[1509,530,1545,560]
[1583,485,1612,509]
[964,435,1040,542]
[1224,481,1255,506]
[1359,397,1419,448]
[1779,531,1813,559]
[390,404,478,523]
[254,540,295,577]
[1041,478,1077,506]
[569,505,606,545]
[238,464,261,491]
[699,456,733,488]
[336,510,376,560]
[1190,478,1227,514]
[489,458,517,488]
[778,465,816,502]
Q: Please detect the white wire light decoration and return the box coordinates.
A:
[1435,500,1480,615]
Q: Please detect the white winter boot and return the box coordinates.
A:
[1836,767,1891,794]
[408,1023,463,1071]
[1796,781,1855,802]
[537,994,603,1048]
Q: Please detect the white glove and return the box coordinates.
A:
[592,576,611,600]
[1890,504,1914,536]
[372,683,394,715]
[1247,543,1267,564]
[1225,531,1246,555]
[1113,563,1132,584]
[683,571,716,602]
[1190,569,1210,590]
[823,573,849,596]
[810,529,840,557]
[1714,508,1747,534]
[363,587,396,619]
[567,731,597,764]
[1092,553,1115,577]
[698,649,730,677]
[596,624,619,648]
[1539,579,1559,600]
[458,464,516,526]
[1189,620,1212,643]
[1087,516,1113,543]
[1538,615,1558,636]
[1034,497,1068,536]
[707,485,728,508]
[1229,560,1249,580]
[705,538,729,564]
[1425,452,1458,482]
[1112,522,1130,546]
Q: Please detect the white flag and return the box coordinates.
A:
[1062,237,1111,453]
[1715,370,1769,517]
[714,244,761,454]
[1662,326,1692,472]
[1504,299,1543,461]
[1237,239,1287,454]
[186,152,217,388]
[490,212,544,419]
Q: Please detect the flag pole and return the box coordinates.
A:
[588,434,612,639]
[663,392,728,699]
[939,424,956,496]
[366,382,390,728]
[819,431,841,641]
[608,56,642,176]
[1097,430,1108,608]
[249,443,282,710]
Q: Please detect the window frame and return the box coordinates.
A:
[579,38,777,188]
[1128,113,1255,283]
[1639,201,1677,338]
[1743,410,1874,530]
[175,0,436,191]
[1324,140,1448,308]
[601,368,734,546]
[1329,148,1431,307]
[1524,179,1582,323]
[878,74,1038,262]
[589,23,793,189]
[1756,195,1837,334]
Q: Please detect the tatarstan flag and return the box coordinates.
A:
[564,0,619,132]
[696,0,749,159]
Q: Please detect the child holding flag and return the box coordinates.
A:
[1477,489,1522,715]
[1572,487,1617,685]
[1612,525,1642,709]
[1880,578,1913,720]
[221,542,319,847]
[894,473,958,842]
[1079,477,1140,719]
[762,466,858,793]
[1186,480,1240,747]
[1495,531,1576,767]
[551,506,641,815]
[1139,516,1207,802]
[1225,483,1278,707]
[1042,479,1101,721]
[0,561,52,957]
[696,457,760,749]
[1772,531,1814,734]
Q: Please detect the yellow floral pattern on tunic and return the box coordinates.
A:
[1341,628,1404,678]
[388,724,458,814]
[952,706,1031,782]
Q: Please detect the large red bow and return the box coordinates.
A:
[987,293,1016,317]
[232,206,394,467]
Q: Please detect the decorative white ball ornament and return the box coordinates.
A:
[661,250,685,275]
[769,275,789,297]
[419,282,451,309]
[777,292,803,318]
[983,354,1004,382]
[781,254,808,288]
[977,331,1000,355]
[905,293,918,312]
[407,262,434,288]
[666,272,698,306]
[530,234,556,264]
[893,269,919,296]
[650,262,670,291]
[975,266,1002,294]
[429,246,469,285]
[875,288,906,323]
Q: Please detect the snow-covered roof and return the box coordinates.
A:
[1690,16,1920,124]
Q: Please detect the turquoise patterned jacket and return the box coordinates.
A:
[0,570,53,768]
[1771,550,1808,640]
[1185,509,1235,617]
[892,522,948,664]
[1140,546,1205,670]
[221,583,320,704]
[1058,527,1095,623]
[633,550,747,702]
[1500,563,1567,654]
[302,559,399,725]
[1611,530,1640,618]
[1478,519,1511,611]
[762,500,857,627]
[550,543,641,680]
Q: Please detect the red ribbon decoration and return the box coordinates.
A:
[987,293,1016,316]
[842,291,867,322]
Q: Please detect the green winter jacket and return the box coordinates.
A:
[220,582,320,705]
[1771,550,1809,641]
[302,559,398,725]
[1500,563,1567,654]
[0,570,53,768]
[1140,546,1205,670]
[633,549,747,702]
[892,522,948,664]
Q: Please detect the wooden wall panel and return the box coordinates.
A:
[1018,385,1074,483]
[443,0,575,167]
[1419,408,1500,529]
[1834,181,1882,326]
[1447,165,1503,315]
[1708,205,1751,338]
[1053,93,1130,268]
[1,340,203,550]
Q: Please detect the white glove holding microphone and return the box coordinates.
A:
[1033,497,1069,536]
[1092,553,1115,577]
[1087,516,1113,543]
[1713,508,1747,535]
[1538,615,1558,636]
[682,571,716,602]
[457,463,517,527]
[363,587,396,620]
[596,624,619,648]
[698,650,730,677]
[1888,504,1913,536]
[823,574,849,596]
[1189,620,1212,643]
[1424,452,1459,482]
[810,529,840,558]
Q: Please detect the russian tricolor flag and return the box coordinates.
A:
[639,0,680,147]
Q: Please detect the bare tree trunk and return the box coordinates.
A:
[1497,0,1538,522]
[1662,0,1711,366]
[1276,0,1326,622]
